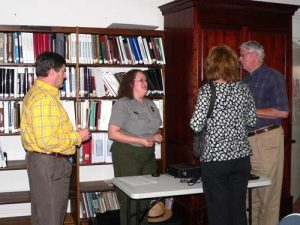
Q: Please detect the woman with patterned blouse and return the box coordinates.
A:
[190,45,256,225]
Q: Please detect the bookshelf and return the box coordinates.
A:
[0,25,166,225]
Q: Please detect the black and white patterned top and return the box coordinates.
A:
[190,81,256,162]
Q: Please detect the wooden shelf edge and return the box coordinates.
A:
[80,180,115,193]
[0,191,30,205]
[0,190,77,204]
[0,160,26,171]
[0,213,75,225]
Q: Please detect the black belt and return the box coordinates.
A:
[29,151,69,158]
[248,125,280,137]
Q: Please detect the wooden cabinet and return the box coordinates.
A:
[0,25,166,225]
[159,1,298,224]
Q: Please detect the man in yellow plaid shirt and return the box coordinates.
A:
[20,52,91,225]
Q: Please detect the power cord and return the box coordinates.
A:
[180,176,202,186]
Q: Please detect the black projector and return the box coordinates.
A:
[167,163,201,178]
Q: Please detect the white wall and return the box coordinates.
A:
[293,14,300,45]
[292,46,300,204]
[0,0,172,29]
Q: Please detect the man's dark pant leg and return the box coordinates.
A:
[26,152,72,225]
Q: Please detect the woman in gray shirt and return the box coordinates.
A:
[108,69,163,225]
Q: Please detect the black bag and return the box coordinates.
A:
[193,130,206,159]
[93,210,120,225]
[193,82,216,158]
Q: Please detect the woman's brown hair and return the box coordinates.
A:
[205,44,240,82]
[117,69,146,99]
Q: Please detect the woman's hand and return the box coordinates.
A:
[140,138,155,147]
[152,133,163,143]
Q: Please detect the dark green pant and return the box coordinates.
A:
[111,142,157,225]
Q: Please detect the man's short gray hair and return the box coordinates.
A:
[240,40,265,61]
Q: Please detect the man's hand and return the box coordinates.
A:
[77,128,91,142]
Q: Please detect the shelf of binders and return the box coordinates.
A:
[76,27,165,66]
[0,25,77,65]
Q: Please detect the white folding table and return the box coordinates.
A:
[112,174,271,225]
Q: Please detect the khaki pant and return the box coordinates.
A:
[248,126,284,225]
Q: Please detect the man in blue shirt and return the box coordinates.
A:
[240,40,289,225]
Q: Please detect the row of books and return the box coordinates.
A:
[76,99,163,132]
[0,32,70,64]
[0,101,22,134]
[0,66,79,99]
[0,98,162,135]
[0,32,166,65]
[0,67,35,98]
[77,34,165,65]
[0,100,75,134]
[0,66,164,99]
[80,191,120,219]
[78,67,164,98]
[76,100,113,131]
[80,132,112,165]
[60,67,76,98]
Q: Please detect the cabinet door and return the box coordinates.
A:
[201,26,242,80]
[249,30,286,73]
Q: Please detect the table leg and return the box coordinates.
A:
[127,197,131,225]
[248,188,252,225]
[136,200,140,225]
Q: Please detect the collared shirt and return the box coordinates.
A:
[243,64,289,131]
[20,80,81,155]
[109,97,162,147]
[190,82,256,162]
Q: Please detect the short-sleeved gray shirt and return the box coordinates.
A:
[109,97,162,144]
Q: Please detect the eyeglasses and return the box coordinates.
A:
[135,79,148,83]
[240,51,252,58]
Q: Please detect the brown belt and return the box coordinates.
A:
[248,125,280,137]
[29,151,69,158]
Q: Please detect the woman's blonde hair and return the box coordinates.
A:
[205,44,240,82]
